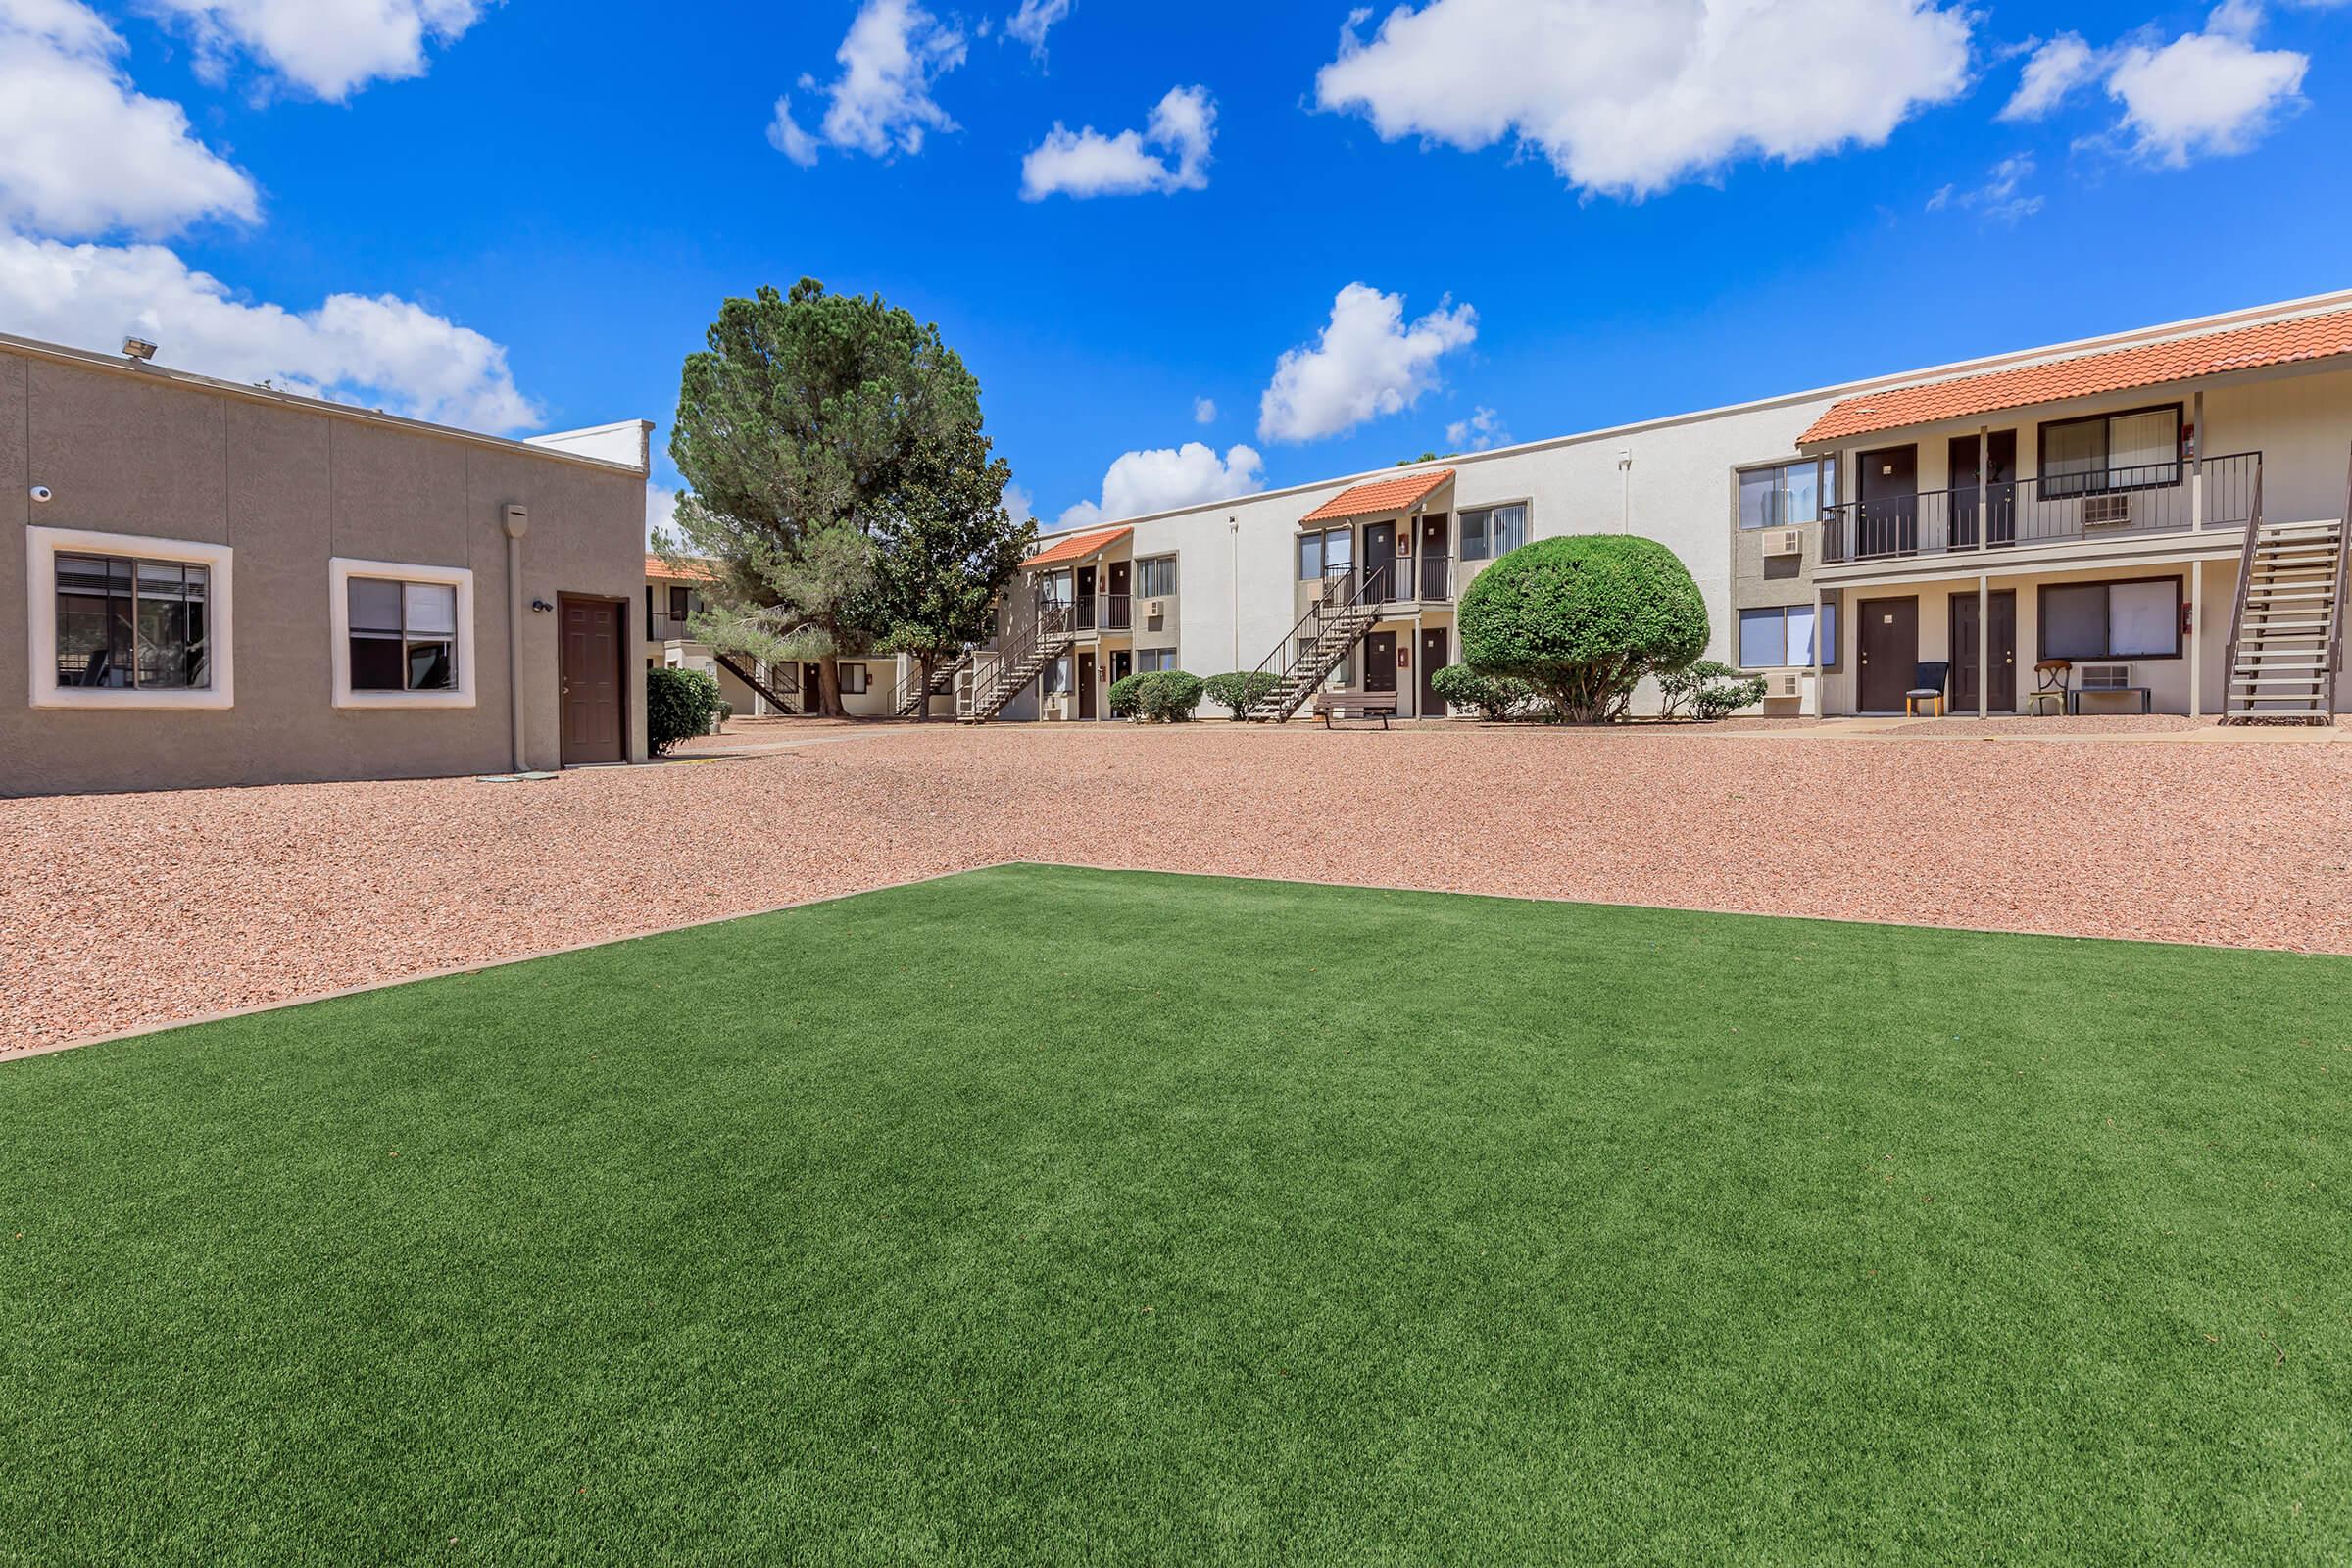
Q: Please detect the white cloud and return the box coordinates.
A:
[1020,84,1214,200]
[1996,7,2307,166]
[1005,0,1070,58]
[1314,0,1971,198]
[1001,482,1035,525]
[0,0,258,237]
[0,230,540,431]
[1925,153,2041,221]
[1999,33,2100,121]
[646,483,679,546]
[1057,441,1263,528]
[1192,396,1216,424]
[1258,283,1477,445]
[146,0,494,101]
[2108,12,2307,165]
[1446,406,1509,451]
[769,0,966,166]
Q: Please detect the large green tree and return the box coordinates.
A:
[865,420,1035,720]
[660,278,1000,716]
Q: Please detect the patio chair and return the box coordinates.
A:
[2028,659,2071,717]
[1904,661,1950,717]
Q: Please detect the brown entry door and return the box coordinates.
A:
[560,596,625,764]
[1948,431,2018,549]
[1856,597,1919,712]
[1363,630,1398,694]
[803,663,824,714]
[1077,651,1098,719]
[1950,591,2018,712]
[1362,523,1397,602]
[1419,626,1448,715]
[1858,444,1920,557]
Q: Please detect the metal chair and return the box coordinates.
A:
[2027,659,2071,717]
[1904,661,1950,717]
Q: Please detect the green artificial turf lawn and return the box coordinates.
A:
[3,865,2348,1566]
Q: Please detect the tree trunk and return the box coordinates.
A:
[913,655,935,722]
[817,658,847,718]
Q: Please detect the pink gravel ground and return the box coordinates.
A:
[6,721,2350,1053]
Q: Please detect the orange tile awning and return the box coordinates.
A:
[645,553,718,582]
[1025,523,1131,568]
[1299,467,1454,525]
[1798,307,2352,447]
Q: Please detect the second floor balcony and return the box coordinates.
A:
[1820,451,2260,565]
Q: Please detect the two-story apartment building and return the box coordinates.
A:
[953,289,2348,725]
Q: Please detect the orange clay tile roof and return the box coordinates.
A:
[1799,307,2352,447]
[645,554,718,582]
[1299,467,1455,525]
[1025,523,1132,567]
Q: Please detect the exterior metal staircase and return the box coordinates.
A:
[957,602,1075,724]
[713,651,800,714]
[894,651,972,717]
[1243,565,1389,722]
[2223,450,2347,725]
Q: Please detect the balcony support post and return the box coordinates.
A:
[1978,573,1990,720]
[1810,585,1826,718]
[2191,391,2206,532]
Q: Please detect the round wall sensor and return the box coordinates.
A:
[29,485,54,503]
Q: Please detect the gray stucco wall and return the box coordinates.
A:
[1,344,648,796]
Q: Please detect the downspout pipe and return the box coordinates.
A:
[502,504,530,773]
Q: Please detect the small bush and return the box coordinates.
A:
[1135,670,1205,722]
[1457,535,1709,723]
[1107,672,1146,718]
[713,699,734,731]
[1427,663,1541,721]
[647,666,723,756]
[1201,671,1279,718]
[1655,660,1770,721]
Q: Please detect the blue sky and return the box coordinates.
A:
[1,0,2346,539]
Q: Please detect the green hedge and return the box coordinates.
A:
[1201,671,1279,718]
[1110,670,1205,722]
[1457,535,1707,722]
[647,666,723,756]
[1427,663,1541,721]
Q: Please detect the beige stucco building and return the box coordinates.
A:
[3,331,652,797]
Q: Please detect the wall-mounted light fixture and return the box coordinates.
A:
[122,336,158,363]
[530,599,555,613]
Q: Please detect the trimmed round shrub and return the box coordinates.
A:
[1457,535,1708,722]
[1201,670,1279,718]
[647,666,723,755]
[1135,670,1205,722]
[1427,663,1541,721]
[1107,672,1147,718]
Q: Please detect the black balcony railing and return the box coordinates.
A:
[1820,451,2260,564]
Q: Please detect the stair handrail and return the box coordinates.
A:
[891,648,971,717]
[960,592,1075,718]
[712,650,799,714]
[1243,564,1392,710]
[2221,457,2264,710]
[2329,443,2352,717]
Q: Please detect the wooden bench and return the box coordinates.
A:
[1315,691,1398,729]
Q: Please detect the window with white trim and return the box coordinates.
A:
[27,527,234,710]
[1738,603,1834,668]
[839,662,870,695]
[1738,459,1835,529]
[1136,556,1177,598]
[1137,648,1179,673]
[1459,503,1527,562]
[329,559,475,709]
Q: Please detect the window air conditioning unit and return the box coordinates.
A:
[2082,493,2133,528]
[1761,527,1804,557]
[2080,663,2132,692]
[1762,670,1802,700]
[1146,599,1166,617]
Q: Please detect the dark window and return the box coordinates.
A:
[1736,604,1831,668]
[1136,556,1177,597]
[2038,406,2182,498]
[2038,578,2182,661]
[54,553,210,689]
[348,578,458,692]
[1460,504,1528,561]
[839,662,869,695]
[668,584,692,620]
[1138,649,1178,673]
